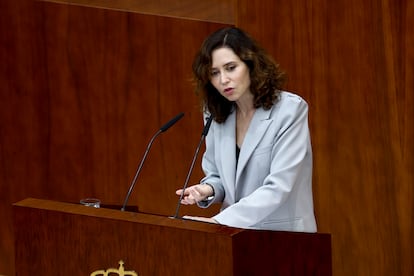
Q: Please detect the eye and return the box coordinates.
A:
[226,64,237,71]
[210,70,219,77]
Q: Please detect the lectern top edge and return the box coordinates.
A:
[13,197,245,236]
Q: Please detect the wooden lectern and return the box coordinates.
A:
[13,198,331,275]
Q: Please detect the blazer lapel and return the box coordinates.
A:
[235,107,273,184]
[219,111,237,202]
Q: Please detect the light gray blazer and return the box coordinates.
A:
[199,92,317,232]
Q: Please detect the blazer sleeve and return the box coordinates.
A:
[197,114,225,206]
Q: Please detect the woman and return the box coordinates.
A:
[176,27,317,232]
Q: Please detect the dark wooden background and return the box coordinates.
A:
[0,0,412,275]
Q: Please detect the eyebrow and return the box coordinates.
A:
[211,61,237,69]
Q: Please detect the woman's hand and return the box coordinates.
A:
[175,184,214,205]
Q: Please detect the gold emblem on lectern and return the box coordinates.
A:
[91,260,138,276]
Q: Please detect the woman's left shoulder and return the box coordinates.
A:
[278,91,308,105]
[273,91,309,114]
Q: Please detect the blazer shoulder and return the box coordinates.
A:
[279,91,308,105]
[271,91,309,116]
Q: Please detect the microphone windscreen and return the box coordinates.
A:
[202,116,213,136]
[160,112,184,132]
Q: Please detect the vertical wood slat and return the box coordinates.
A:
[236,0,413,275]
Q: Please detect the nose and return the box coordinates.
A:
[220,71,230,84]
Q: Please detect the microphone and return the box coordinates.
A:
[173,115,213,218]
[121,112,184,211]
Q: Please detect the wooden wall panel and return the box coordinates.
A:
[2,0,412,275]
[237,0,413,275]
[0,0,228,274]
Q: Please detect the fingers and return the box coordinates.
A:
[176,190,193,205]
[181,188,198,205]
[175,187,193,205]
[176,183,214,205]
[176,185,204,205]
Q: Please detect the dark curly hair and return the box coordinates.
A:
[192,27,287,123]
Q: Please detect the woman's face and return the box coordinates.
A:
[210,47,251,103]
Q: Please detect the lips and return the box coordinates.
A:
[223,88,234,95]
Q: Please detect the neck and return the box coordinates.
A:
[236,103,255,118]
[236,95,255,117]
